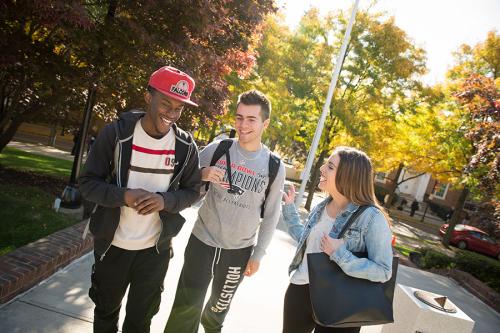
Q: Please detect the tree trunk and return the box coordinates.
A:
[207,122,218,143]
[48,123,58,147]
[269,139,278,152]
[385,162,404,208]
[305,149,329,211]
[442,186,469,247]
[0,117,23,153]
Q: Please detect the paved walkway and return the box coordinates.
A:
[1,205,499,333]
[6,141,75,161]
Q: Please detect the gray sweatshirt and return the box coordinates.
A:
[192,139,285,261]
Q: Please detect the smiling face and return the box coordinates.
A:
[319,153,341,196]
[234,103,270,146]
[142,89,184,137]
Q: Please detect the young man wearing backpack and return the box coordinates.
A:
[78,66,201,333]
[165,90,285,333]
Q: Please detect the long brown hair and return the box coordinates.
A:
[333,146,391,222]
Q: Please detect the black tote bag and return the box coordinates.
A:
[307,206,398,328]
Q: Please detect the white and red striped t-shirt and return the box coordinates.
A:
[112,120,176,250]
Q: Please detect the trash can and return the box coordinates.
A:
[381,284,474,333]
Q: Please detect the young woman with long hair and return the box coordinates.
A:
[281,146,393,333]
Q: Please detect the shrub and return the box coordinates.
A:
[455,250,500,293]
[469,201,500,239]
[417,248,500,293]
[419,248,455,270]
[427,202,452,221]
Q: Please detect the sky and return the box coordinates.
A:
[277,0,500,84]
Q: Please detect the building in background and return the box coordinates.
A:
[375,168,476,221]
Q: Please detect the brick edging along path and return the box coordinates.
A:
[0,221,93,304]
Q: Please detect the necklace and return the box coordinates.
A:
[236,143,263,165]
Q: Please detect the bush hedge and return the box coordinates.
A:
[428,202,452,221]
[418,248,500,293]
[419,248,456,270]
[455,250,500,293]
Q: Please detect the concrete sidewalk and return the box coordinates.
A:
[6,141,75,162]
[1,205,499,333]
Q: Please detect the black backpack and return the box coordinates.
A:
[205,139,281,218]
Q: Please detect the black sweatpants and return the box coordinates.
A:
[165,234,253,333]
[89,245,170,333]
[283,283,361,333]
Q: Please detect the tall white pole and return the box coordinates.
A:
[295,0,360,207]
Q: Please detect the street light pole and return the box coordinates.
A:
[295,0,360,206]
[60,84,97,209]
[420,194,430,223]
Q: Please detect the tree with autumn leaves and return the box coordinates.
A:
[223,9,498,233]
[226,9,427,209]
[0,0,275,152]
[435,31,499,244]
[441,74,499,243]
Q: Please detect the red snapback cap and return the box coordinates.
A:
[148,66,198,106]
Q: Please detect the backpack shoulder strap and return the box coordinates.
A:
[205,139,233,191]
[209,139,233,166]
[260,152,281,218]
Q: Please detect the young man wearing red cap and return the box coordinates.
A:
[79,66,201,333]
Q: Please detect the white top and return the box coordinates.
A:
[112,120,175,250]
[290,209,336,285]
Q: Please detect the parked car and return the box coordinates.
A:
[439,224,500,259]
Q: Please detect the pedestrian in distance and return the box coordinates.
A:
[281,146,394,333]
[86,133,96,155]
[410,199,419,217]
[78,66,202,333]
[445,207,454,221]
[165,90,286,333]
[397,198,407,211]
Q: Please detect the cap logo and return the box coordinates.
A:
[170,80,190,97]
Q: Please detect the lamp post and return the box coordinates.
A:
[420,193,430,223]
[295,0,360,206]
[60,85,97,209]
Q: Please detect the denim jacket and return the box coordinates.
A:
[282,197,393,283]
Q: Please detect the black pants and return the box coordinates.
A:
[283,283,361,333]
[165,235,253,333]
[89,245,170,333]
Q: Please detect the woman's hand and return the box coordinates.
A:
[282,183,296,204]
[320,235,344,256]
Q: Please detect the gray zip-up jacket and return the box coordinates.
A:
[78,110,201,259]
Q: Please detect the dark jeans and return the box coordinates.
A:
[89,245,170,333]
[165,235,253,333]
[283,283,361,333]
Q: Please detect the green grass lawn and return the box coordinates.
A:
[393,243,414,257]
[0,184,78,255]
[0,147,72,178]
[0,148,77,255]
